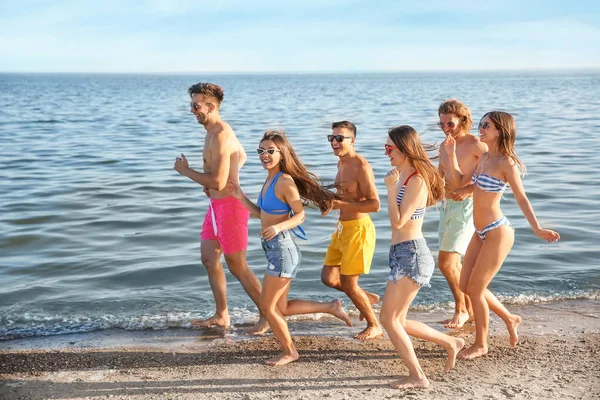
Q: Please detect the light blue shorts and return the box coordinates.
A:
[438,198,475,255]
[388,238,435,288]
[261,230,301,279]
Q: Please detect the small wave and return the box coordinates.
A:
[2,289,598,341]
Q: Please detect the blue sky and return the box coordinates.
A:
[1,0,599,73]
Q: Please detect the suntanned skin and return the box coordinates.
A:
[442,114,558,359]
[174,92,268,335]
[321,127,383,341]
[227,139,352,366]
[437,113,487,329]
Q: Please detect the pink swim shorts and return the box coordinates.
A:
[201,196,250,255]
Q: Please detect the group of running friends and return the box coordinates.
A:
[174,82,560,390]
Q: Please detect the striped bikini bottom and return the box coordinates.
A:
[476,216,512,241]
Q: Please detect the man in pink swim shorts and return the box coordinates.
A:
[174,82,268,334]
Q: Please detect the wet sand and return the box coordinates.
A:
[1,299,599,399]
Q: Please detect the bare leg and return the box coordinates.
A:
[381,278,465,375]
[224,251,269,335]
[260,275,299,366]
[460,226,514,360]
[283,298,352,327]
[340,274,383,340]
[321,265,380,321]
[195,240,230,328]
[462,236,520,345]
[438,250,471,329]
[379,277,429,389]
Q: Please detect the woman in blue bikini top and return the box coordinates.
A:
[228,131,347,367]
[442,111,560,361]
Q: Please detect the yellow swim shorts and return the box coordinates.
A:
[323,215,376,275]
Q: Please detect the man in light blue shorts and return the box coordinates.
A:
[437,99,487,328]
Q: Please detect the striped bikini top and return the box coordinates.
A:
[471,172,508,193]
[396,171,425,220]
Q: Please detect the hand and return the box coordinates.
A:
[451,186,471,201]
[535,228,560,243]
[441,135,456,156]
[384,168,399,187]
[261,224,281,241]
[203,186,211,198]
[174,153,189,175]
[227,180,244,200]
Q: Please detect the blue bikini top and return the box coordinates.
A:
[257,172,292,215]
[257,172,307,240]
[471,172,508,193]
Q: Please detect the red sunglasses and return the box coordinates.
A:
[384,144,397,155]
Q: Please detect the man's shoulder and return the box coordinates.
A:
[459,134,486,152]
[352,153,373,170]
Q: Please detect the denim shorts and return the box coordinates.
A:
[388,238,435,287]
[261,230,301,279]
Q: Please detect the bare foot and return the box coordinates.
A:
[459,344,488,360]
[443,310,471,329]
[265,351,299,366]
[506,314,521,347]
[192,314,230,328]
[245,317,269,335]
[354,325,383,340]
[330,299,352,327]
[359,292,380,321]
[444,337,465,372]
[389,375,430,390]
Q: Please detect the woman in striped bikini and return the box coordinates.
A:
[380,125,466,390]
[442,111,560,360]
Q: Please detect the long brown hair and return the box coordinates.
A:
[482,111,526,175]
[260,131,339,213]
[388,126,444,206]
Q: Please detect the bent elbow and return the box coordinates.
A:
[214,179,227,192]
[373,201,381,213]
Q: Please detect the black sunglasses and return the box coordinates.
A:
[327,134,353,143]
[479,121,491,129]
[190,102,214,112]
[256,148,280,155]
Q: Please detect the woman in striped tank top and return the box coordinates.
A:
[442,111,560,360]
[380,125,466,390]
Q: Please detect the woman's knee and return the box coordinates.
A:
[465,283,485,298]
[258,299,273,316]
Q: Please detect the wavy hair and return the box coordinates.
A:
[438,98,474,135]
[388,125,444,206]
[260,131,339,213]
[482,111,526,175]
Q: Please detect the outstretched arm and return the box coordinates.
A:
[505,163,560,243]
[227,181,261,219]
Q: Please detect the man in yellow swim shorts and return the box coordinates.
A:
[321,121,382,340]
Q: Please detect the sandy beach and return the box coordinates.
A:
[1,299,599,400]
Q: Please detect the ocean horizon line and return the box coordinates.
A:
[1,67,599,76]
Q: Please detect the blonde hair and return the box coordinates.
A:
[438,98,474,134]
